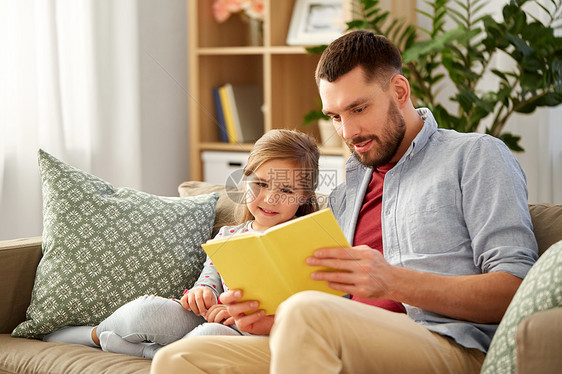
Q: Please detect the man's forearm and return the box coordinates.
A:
[390,268,522,323]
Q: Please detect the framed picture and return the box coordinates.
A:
[286,0,345,46]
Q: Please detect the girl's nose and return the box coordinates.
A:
[264,188,279,205]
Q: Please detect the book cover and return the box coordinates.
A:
[201,209,349,315]
[218,85,238,144]
[225,83,264,143]
[212,86,228,143]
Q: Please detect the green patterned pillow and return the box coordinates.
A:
[481,240,562,373]
[12,150,219,339]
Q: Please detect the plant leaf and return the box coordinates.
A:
[498,132,525,152]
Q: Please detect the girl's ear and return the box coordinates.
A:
[391,75,411,109]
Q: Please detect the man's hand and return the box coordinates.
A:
[306,245,394,300]
[181,287,217,317]
[220,290,275,335]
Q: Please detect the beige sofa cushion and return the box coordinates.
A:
[515,307,562,374]
[0,238,42,334]
[178,181,239,237]
[0,334,150,374]
[529,203,562,255]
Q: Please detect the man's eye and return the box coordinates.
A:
[280,188,293,194]
[330,115,340,122]
[257,182,268,188]
[353,107,365,114]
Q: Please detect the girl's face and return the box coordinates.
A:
[245,158,310,231]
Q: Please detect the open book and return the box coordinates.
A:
[201,208,350,315]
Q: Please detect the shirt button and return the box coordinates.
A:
[386,210,391,215]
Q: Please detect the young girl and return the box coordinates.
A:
[43,129,320,358]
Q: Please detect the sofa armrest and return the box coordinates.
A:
[0,237,43,334]
[515,307,562,374]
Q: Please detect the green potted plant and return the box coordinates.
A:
[304,0,562,151]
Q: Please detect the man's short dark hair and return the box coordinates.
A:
[315,31,403,87]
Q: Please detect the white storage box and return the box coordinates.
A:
[202,151,249,186]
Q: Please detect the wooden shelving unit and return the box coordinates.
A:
[187,0,354,180]
[187,0,416,180]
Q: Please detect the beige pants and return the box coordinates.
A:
[151,291,485,374]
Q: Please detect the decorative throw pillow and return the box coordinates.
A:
[481,240,562,373]
[12,150,219,339]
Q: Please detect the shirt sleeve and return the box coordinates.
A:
[191,255,223,300]
[190,226,231,299]
[462,136,538,278]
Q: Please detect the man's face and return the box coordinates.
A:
[319,67,406,168]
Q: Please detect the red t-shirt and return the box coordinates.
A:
[352,163,406,313]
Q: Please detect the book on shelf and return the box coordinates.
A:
[201,208,349,315]
[218,85,239,144]
[224,83,264,143]
[212,86,228,143]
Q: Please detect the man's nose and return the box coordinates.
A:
[338,116,359,141]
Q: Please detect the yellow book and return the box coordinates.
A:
[201,208,350,315]
[218,85,238,143]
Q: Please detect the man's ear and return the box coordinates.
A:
[391,75,411,109]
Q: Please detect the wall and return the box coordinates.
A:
[138,0,189,196]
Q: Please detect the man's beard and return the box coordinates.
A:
[347,101,406,169]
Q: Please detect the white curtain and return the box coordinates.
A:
[0,0,142,240]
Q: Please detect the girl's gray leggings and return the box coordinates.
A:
[97,295,206,346]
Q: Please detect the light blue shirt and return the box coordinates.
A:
[329,108,538,352]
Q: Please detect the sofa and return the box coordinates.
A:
[1,181,561,374]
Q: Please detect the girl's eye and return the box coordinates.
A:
[257,182,268,188]
[280,188,293,194]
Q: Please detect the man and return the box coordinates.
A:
[151,31,538,373]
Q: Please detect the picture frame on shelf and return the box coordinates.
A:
[286,0,344,46]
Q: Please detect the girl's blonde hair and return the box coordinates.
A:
[236,129,320,224]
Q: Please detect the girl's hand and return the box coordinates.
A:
[220,290,275,335]
[204,304,233,324]
[180,287,217,316]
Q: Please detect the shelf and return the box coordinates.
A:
[197,46,310,56]
[197,47,266,55]
[199,142,255,152]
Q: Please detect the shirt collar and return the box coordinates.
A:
[406,108,438,161]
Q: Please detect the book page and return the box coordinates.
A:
[263,209,349,300]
